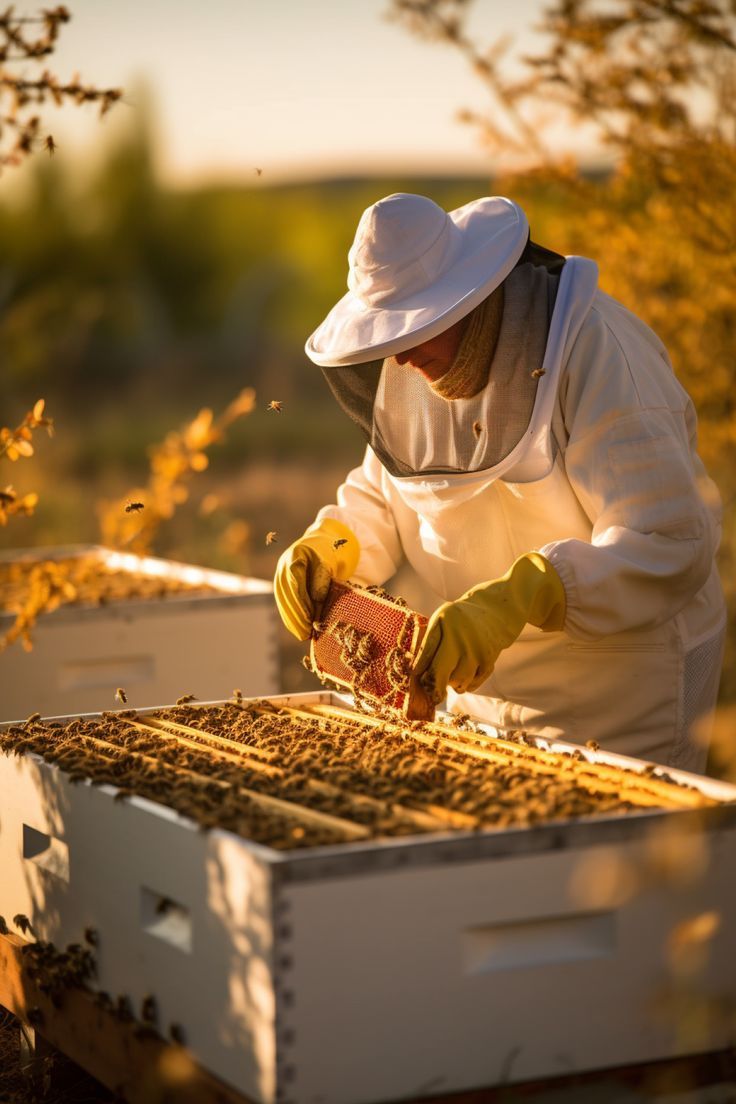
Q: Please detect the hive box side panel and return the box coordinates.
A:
[0,753,279,1104]
[279,831,736,1104]
[0,601,279,719]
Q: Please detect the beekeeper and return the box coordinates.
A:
[274,193,725,771]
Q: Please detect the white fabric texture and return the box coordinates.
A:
[306,193,529,366]
[315,257,725,765]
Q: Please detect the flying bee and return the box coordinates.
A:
[267,400,282,413]
[333,538,348,550]
[472,421,483,438]
[169,1022,186,1045]
[531,367,546,379]
[84,927,98,947]
[115,687,127,705]
[13,914,33,936]
[44,135,56,156]
[0,487,16,505]
[124,501,144,513]
[254,167,263,177]
[265,531,278,546]
[115,995,133,1021]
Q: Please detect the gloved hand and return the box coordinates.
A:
[274,517,360,640]
[413,552,566,702]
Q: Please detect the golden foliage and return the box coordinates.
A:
[97,388,256,554]
[0,398,52,525]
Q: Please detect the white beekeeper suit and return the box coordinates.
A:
[280,193,725,772]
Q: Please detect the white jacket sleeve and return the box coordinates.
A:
[540,297,721,641]
[315,446,404,585]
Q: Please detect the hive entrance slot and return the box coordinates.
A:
[141,887,192,952]
[58,655,155,691]
[22,824,70,882]
[462,910,616,973]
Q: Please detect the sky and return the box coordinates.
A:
[43,0,551,185]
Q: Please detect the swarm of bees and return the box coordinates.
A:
[0,693,702,853]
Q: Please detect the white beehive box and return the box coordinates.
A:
[1,691,736,1104]
[0,546,279,718]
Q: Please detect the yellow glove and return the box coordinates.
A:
[273,518,360,640]
[413,552,566,702]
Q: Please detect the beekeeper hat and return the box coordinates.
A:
[305,193,529,367]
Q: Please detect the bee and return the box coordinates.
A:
[24,712,41,726]
[141,994,158,1024]
[333,538,348,550]
[84,927,98,947]
[176,694,197,705]
[231,688,243,703]
[531,367,546,379]
[44,135,56,156]
[27,1006,44,1028]
[115,995,133,1022]
[13,914,33,936]
[0,487,17,505]
[169,1022,186,1046]
[115,688,127,705]
[472,421,483,438]
[585,739,600,752]
[124,501,144,513]
[265,531,278,546]
[254,167,263,177]
[267,400,282,413]
[0,916,8,935]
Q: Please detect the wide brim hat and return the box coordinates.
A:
[305,193,529,367]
